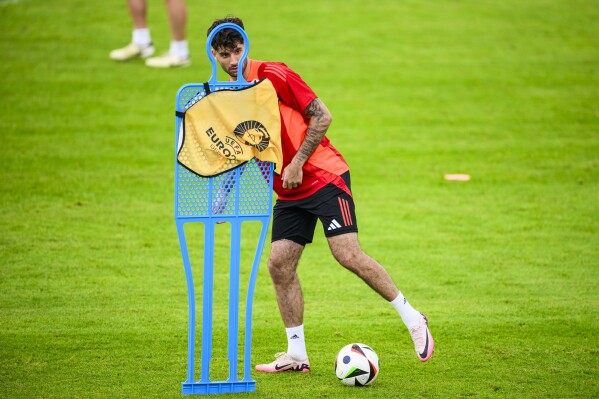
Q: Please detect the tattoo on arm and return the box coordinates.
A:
[295,98,331,164]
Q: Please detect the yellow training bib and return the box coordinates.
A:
[177,79,282,177]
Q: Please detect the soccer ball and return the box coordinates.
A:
[334,343,379,386]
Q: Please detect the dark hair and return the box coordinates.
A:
[207,16,245,50]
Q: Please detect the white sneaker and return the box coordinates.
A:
[109,43,155,61]
[145,53,191,68]
[409,313,434,362]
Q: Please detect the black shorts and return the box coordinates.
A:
[272,172,358,246]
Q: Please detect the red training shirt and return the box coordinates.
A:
[245,59,350,200]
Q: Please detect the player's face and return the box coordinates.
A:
[212,43,247,78]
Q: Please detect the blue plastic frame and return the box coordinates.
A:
[174,23,272,395]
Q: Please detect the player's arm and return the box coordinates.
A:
[282,98,332,189]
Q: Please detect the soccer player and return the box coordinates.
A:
[207,17,434,372]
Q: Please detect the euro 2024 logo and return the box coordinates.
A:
[234,120,271,152]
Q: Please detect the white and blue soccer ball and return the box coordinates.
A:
[334,343,380,386]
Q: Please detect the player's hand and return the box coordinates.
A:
[282,162,303,189]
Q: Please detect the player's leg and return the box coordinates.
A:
[164,0,186,41]
[145,0,190,67]
[128,0,148,29]
[255,201,316,373]
[327,233,434,362]
[110,0,155,60]
[268,239,305,328]
[316,174,434,362]
[327,233,398,301]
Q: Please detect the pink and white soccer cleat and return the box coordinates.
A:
[255,352,310,373]
[409,314,434,362]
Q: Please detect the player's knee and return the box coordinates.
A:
[268,256,290,282]
[331,245,363,269]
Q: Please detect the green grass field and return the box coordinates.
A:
[1,0,598,397]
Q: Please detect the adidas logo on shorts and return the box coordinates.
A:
[327,219,342,231]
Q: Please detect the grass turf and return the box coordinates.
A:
[1,0,598,397]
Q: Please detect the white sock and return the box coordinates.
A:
[132,28,152,47]
[285,325,308,361]
[390,292,422,328]
[169,40,189,59]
